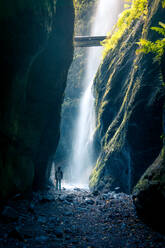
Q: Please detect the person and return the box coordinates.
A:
[55,166,63,191]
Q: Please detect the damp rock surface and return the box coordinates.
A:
[0,188,165,248]
[90,0,165,194]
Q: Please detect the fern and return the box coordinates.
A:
[151,22,165,36]
[137,22,165,61]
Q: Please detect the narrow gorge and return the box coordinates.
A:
[0,0,165,247]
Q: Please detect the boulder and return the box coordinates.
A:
[1,206,18,222]
[133,151,165,232]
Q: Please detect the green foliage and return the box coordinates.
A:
[151,22,165,36]
[137,22,165,61]
[102,0,148,58]
[162,0,165,8]
[74,0,96,18]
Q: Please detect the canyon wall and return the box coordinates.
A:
[90,0,165,196]
[0,0,74,198]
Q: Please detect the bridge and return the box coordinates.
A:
[74,36,106,47]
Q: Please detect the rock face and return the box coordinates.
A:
[0,0,74,198]
[90,0,165,194]
[133,149,165,232]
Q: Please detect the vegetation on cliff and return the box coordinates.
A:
[90,0,165,196]
[137,21,165,61]
[102,0,148,58]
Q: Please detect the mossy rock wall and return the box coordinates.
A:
[0,0,74,198]
[90,0,165,193]
[133,148,165,232]
[132,102,165,231]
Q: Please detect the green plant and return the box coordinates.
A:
[137,22,165,61]
[162,0,165,8]
[102,0,148,58]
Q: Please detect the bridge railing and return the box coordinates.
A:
[74,36,106,47]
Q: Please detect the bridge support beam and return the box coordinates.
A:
[74,36,106,47]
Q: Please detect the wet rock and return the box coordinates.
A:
[11,193,23,200]
[114,187,120,192]
[133,153,165,233]
[64,200,71,205]
[58,195,66,201]
[65,235,71,240]
[64,228,72,234]
[72,240,79,244]
[74,188,81,191]
[3,233,8,239]
[55,228,63,238]
[49,216,58,223]
[1,206,19,222]
[72,225,78,232]
[55,217,61,224]
[92,190,100,196]
[85,199,95,205]
[77,207,86,212]
[38,216,47,223]
[35,235,49,242]
[39,195,54,203]
[8,227,24,241]
[64,211,73,217]
[28,202,35,214]
[80,202,87,207]
[65,195,75,202]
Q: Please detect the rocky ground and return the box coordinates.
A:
[0,187,165,248]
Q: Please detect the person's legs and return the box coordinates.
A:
[56,180,59,190]
[59,179,61,191]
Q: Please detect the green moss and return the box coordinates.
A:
[89,160,105,189]
[74,0,96,16]
[161,146,165,157]
[102,0,148,58]
[134,149,165,193]
[162,0,165,8]
[133,178,148,192]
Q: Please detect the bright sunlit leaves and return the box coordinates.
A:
[137,22,165,62]
[102,0,148,58]
[162,0,165,8]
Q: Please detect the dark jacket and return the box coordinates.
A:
[55,169,63,180]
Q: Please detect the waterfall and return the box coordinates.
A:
[65,0,124,188]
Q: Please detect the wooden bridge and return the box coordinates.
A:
[74,36,106,47]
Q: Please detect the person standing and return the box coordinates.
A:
[55,167,63,191]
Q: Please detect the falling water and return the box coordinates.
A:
[66,0,124,188]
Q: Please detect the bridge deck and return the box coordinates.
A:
[74,36,106,47]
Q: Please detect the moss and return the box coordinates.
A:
[89,159,105,189]
[133,149,165,194]
[102,0,148,58]
[162,0,165,7]
[91,0,164,192]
